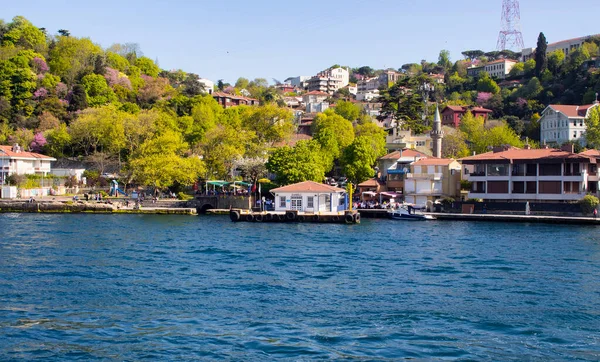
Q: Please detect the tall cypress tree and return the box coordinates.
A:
[535,32,548,77]
[68,84,88,112]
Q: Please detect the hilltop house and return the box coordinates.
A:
[270,181,346,213]
[441,105,493,128]
[539,103,599,145]
[466,59,517,79]
[213,92,259,108]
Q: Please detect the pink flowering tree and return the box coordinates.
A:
[224,85,235,94]
[31,57,49,74]
[476,92,492,106]
[30,132,47,153]
[516,97,527,108]
[56,82,68,99]
[104,67,132,89]
[33,87,48,100]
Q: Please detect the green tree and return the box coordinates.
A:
[44,123,71,157]
[354,122,387,159]
[584,106,600,148]
[524,59,536,76]
[508,62,524,77]
[129,131,204,189]
[240,104,294,146]
[235,77,249,89]
[312,110,355,160]
[1,16,47,52]
[476,74,500,94]
[341,136,379,184]
[547,49,565,74]
[69,105,126,155]
[80,73,117,106]
[106,51,130,72]
[199,124,251,179]
[48,36,103,84]
[334,100,361,121]
[266,140,327,185]
[438,49,452,70]
[379,76,428,134]
[135,56,160,77]
[442,127,470,158]
[535,32,548,77]
[187,95,222,143]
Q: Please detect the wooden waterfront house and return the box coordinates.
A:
[270,181,347,213]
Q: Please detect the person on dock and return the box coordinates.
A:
[594,208,597,219]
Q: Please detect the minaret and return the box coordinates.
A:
[431,104,443,158]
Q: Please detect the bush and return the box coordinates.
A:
[579,195,599,215]
[460,180,472,191]
[177,192,193,201]
[441,197,455,206]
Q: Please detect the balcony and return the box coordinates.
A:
[406,173,442,180]
[469,171,486,177]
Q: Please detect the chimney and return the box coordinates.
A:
[524,144,531,150]
[560,143,575,153]
[542,143,550,149]
[12,143,20,153]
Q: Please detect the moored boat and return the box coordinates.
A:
[388,205,435,221]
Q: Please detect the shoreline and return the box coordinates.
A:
[0,200,197,215]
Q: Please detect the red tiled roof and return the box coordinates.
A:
[272,134,312,148]
[548,104,597,118]
[212,92,258,102]
[486,59,518,65]
[443,105,465,112]
[412,158,456,166]
[303,91,329,96]
[0,145,56,160]
[580,149,600,157]
[358,178,384,187]
[471,107,493,113]
[460,148,590,164]
[380,149,430,160]
[271,180,345,193]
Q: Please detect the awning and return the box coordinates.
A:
[362,191,377,196]
[232,181,252,187]
[381,191,401,197]
[207,181,230,187]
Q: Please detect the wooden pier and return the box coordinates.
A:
[229,209,360,224]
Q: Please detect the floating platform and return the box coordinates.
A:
[229,209,360,224]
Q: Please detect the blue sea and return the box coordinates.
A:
[0,214,599,360]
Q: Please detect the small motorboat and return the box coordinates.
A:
[388,204,436,221]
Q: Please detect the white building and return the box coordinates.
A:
[522,34,600,61]
[356,90,380,101]
[198,78,214,94]
[357,77,380,92]
[0,144,56,185]
[285,76,311,88]
[404,158,462,206]
[540,103,599,145]
[307,67,350,94]
[271,181,347,213]
[467,59,517,79]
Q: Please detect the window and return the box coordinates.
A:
[279,196,286,208]
[307,196,314,208]
[487,164,509,176]
[416,141,426,147]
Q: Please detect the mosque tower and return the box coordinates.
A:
[431,104,443,158]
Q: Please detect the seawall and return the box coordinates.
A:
[0,201,196,215]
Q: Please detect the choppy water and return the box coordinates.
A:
[0,214,599,360]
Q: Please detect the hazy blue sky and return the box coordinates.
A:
[3,0,598,83]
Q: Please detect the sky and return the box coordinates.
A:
[3,0,599,84]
